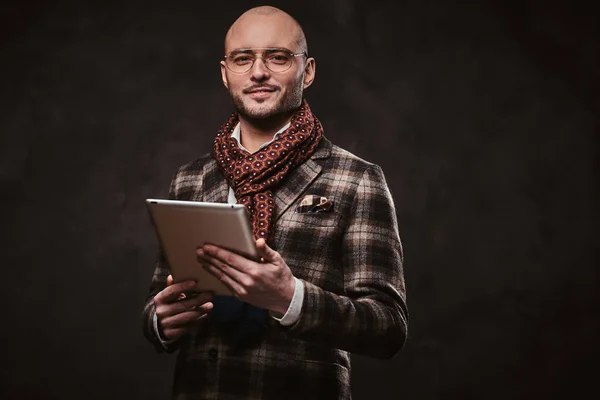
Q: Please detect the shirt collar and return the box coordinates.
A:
[231,121,291,153]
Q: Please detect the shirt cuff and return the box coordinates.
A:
[153,308,176,347]
[272,277,304,326]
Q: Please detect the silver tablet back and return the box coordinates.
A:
[146,199,258,295]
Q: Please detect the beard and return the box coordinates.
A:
[230,77,304,121]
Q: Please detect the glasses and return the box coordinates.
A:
[224,48,307,74]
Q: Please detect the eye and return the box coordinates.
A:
[232,54,254,65]
[267,52,291,64]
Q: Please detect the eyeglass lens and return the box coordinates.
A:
[226,49,295,73]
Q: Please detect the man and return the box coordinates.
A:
[142,6,408,399]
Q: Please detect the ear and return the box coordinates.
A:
[220,61,229,89]
[303,57,316,89]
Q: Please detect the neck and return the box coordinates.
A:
[238,111,293,153]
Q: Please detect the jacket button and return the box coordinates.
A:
[208,347,218,362]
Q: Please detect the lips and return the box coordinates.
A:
[244,86,277,101]
[243,86,278,94]
[248,91,272,100]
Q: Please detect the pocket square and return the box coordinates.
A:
[294,194,333,214]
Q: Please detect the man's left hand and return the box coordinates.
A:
[196,238,296,316]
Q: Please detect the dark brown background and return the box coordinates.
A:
[1,0,598,399]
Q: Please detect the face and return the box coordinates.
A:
[220,14,315,121]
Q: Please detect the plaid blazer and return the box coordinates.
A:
[142,137,408,400]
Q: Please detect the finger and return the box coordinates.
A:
[162,292,214,316]
[197,250,250,285]
[200,245,252,274]
[161,327,188,342]
[156,292,213,319]
[202,262,247,297]
[198,246,257,297]
[161,313,210,341]
[196,249,241,275]
[155,280,196,304]
[168,275,185,299]
[175,277,188,300]
[256,238,279,263]
[161,304,214,330]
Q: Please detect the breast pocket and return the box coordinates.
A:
[281,211,342,228]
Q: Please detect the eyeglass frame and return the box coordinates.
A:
[223,47,308,74]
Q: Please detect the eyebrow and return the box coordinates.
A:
[229,47,291,53]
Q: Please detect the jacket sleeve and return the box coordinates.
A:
[282,164,408,359]
[141,169,184,353]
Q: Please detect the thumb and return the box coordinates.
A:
[256,238,278,263]
[167,274,174,286]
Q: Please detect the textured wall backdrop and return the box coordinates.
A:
[1,0,598,399]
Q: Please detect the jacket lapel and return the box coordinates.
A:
[202,159,228,203]
[199,138,331,214]
[272,138,332,224]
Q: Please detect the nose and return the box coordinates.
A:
[249,58,271,81]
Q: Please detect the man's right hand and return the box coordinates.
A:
[154,275,214,341]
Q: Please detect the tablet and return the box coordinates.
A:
[146,199,258,295]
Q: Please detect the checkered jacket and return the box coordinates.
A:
[142,137,408,400]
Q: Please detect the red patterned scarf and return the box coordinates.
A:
[213,99,323,241]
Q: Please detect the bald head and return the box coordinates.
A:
[224,6,308,55]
